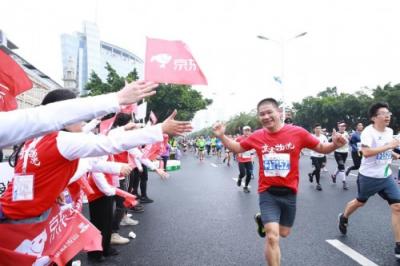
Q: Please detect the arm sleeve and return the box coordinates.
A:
[0,93,120,148]
[239,134,255,151]
[300,128,320,149]
[129,148,155,170]
[360,129,373,147]
[82,119,101,133]
[89,158,122,175]
[57,124,163,161]
[92,172,116,196]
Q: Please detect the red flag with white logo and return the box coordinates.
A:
[0,204,102,266]
[0,49,33,111]
[145,37,207,85]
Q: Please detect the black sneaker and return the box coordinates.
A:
[140,197,154,204]
[254,213,265,238]
[130,204,145,213]
[104,247,119,257]
[237,178,242,187]
[243,187,250,193]
[316,184,322,191]
[343,181,349,190]
[88,252,106,262]
[394,245,400,259]
[338,213,348,235]
[308,173,313,183]
[331,174,337,183]
[345,168,351,177]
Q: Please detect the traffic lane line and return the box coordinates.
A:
[326,239,379,266]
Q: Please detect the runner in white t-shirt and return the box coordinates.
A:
[337,102,400,259]
[308,123,328,191]
[331,121,350,189]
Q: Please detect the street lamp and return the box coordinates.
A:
[257,32,307,121]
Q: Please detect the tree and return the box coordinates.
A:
[146,84,212,121]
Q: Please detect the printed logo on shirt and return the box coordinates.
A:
[261,142,295,154]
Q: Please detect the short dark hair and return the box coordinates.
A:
[368,102,389,119]
[257,98,279,112]
[112,113,131,128]
[314,123,321,128]
[41,89,76,105]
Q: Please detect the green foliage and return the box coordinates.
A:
[292,84,400,131]
[146,84,212,121]
[190,110,261,138]
[84,63,211,122]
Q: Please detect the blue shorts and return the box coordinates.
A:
[259,188,297,227]
[357,173,400,205]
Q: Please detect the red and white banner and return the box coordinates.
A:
[149,111,157,125]
[0,49,33,112]
[0,204,102,266]
[99,115,116,135]
[145,37,207,85]
[135,102,147,121]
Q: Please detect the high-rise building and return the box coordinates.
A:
[0,30,62,109]
[61,21,144,95]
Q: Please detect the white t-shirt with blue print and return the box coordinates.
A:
[359,124,393,178]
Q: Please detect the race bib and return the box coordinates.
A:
[376,151,392,164]
[12,174,34,201]
[263,153,290,177]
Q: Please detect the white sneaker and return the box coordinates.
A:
[110,233,130,245]
[120,216,139,226]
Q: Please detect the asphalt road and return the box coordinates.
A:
[77,152,400,266]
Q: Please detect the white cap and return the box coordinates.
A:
[243,126,251,131]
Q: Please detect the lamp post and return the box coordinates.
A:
[257,32,307,121]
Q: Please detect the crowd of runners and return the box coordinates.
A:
[180,99,400,266]
[1,78,400,266]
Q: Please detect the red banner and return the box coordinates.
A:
[0,204,102,266]
[145,37,207,85]
[0,49,33,111]
[99,115,116,135]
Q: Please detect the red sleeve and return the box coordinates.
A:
[299,127,319,149]
[239,133,256,150]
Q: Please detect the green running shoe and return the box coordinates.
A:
[254,213,265,238]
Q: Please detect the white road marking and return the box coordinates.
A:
[326,239,379,266]
[210,163,218,168]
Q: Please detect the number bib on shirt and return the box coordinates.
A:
[12,174,34,201]
[263,153,290,177]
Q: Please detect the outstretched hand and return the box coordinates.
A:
[161,110,193,136]
[212,121,226,137]
[117,80,158,106]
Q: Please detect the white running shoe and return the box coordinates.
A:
[120,216,139,226]
[110,233,130,245]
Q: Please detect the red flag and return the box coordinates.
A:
[99,115,116,135]
[0,204,102,266]
[0,49,33,111]
[149,111,158,124]
[120,103,137,114]
[145,37,207,85]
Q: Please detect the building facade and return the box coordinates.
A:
[61,21,143,95]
